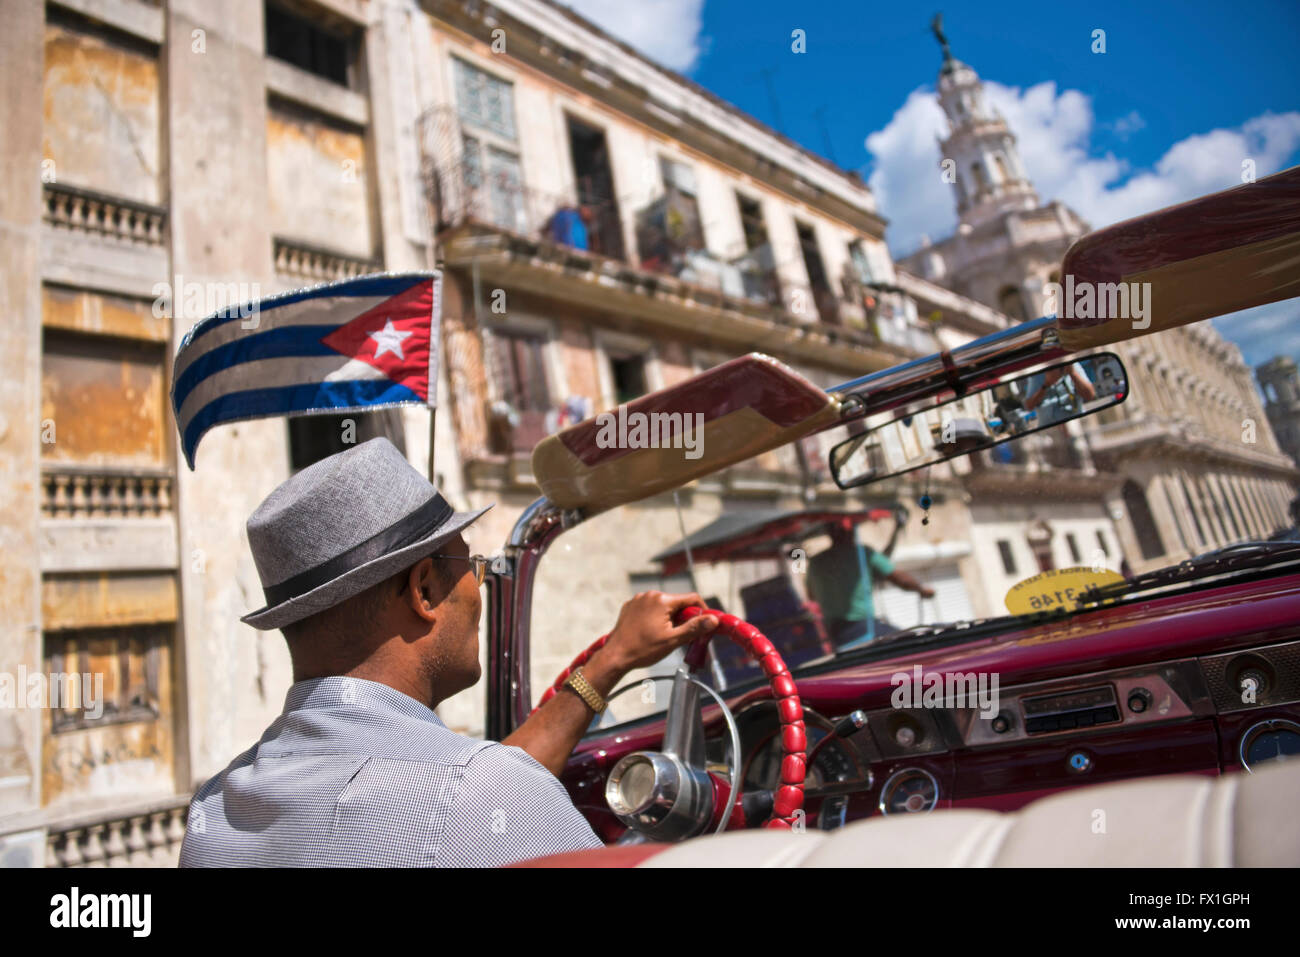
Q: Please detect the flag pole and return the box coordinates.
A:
[428,256,443,484]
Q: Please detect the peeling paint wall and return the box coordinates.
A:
[42,16,161,205]
[266,102,375,259]
[1,0,48,822]
[40,335,168,469]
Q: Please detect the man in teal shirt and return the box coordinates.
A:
[807,519,934,650]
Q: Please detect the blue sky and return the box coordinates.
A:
[562,0,1300,369]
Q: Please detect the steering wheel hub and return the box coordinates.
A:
[605,750,714,840]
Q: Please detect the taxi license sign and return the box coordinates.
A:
[1004,566,1124,615]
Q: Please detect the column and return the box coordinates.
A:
[1231,474,1265,538]
[1155,474,1194,556]
[0,0,46,826]
[166,0,286,792]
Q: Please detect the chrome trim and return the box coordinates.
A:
[878,767,940,816]
[1238,718,1300,773]
[604,672,744,837]
[505,496,564,551]
[827,316,1064,423]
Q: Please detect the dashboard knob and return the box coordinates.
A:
[1127,688,1151,713]
[991,712,1011,734]
[1237,668,1269,700]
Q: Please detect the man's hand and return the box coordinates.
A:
[920,585,937,599]
[597,592,719,674]
[503,591,718,777]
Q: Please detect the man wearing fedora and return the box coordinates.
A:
[179,437,718,867]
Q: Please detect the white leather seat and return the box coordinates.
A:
[639,761,1300,867]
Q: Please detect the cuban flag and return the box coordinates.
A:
[170,272,439,469]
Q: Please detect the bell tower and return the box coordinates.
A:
[931,14,1040,227]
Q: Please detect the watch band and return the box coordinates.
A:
[564,667,606,713]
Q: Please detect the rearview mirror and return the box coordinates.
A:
[829,353,1128,489]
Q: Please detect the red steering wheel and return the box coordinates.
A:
[535,606,806,831]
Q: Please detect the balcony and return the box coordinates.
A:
[424,155,911,371]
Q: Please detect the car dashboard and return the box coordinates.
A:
[705,636,1300,829]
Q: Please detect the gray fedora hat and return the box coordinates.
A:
[241,437,491,631]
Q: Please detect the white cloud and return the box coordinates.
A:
[560,0,708,72]
[1213,300,1300,369]
[1107,110,1146,141]
[867,80,1300,260]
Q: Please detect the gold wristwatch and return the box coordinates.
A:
[564,667,607,713]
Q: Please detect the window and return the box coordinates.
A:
[452,58,525,233]
[848,240,874,285]
[45,624,170,731]
[997,539,1017,575]
[453,57,517,141]
[462,138,526,233]
[736,193,769,251]
[796,220,837,323]
[970,161,989,192]
[1065,532,1081,564]
[489,329,551,453]
[609,353,648,404]
[796,222,829,292]
[1095,529,1110,557]
[565,117,625,260]
[288,411,406,472]
[265,3,353,86]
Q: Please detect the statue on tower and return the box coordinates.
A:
[931,13,953,64]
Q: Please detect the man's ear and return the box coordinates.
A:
[405,557,440,623]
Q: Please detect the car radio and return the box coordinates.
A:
[1021,685,1121,734]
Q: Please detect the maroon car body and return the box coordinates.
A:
[556,566,1300,840]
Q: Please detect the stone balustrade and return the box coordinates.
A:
[273,237,381,283]
[43,182,166,246]
[41,466,174,519]
[45,797,189,868]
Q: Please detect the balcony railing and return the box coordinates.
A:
[273,237,381,283]
[45,795,190,868]
[41,465,174,519]
[43,182,166,246]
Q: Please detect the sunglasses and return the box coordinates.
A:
[429,553,491,585]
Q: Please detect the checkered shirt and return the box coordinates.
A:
[178,677,602,867]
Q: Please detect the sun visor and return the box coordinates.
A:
[1057,165,1300,351]
[532,353,841,515]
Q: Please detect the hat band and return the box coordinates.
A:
[261,495,455,607]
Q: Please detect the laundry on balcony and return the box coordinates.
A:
[677,249,745,299]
